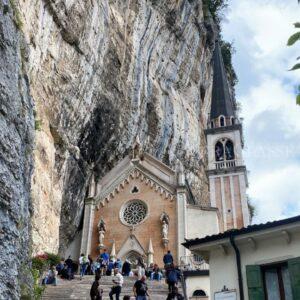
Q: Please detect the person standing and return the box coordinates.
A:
[79,253,89,280]
[163,250,173,269]
[109,268,123,300]
[137,256,145,279]
[65,255,73,280]
[166,264,180,293]
[166,287,184,300]
[122,259,131,276]
[100,249,110,276]
[133,275,149,300]
[90,274,103,300]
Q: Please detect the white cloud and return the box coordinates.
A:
[250,165,300,223]
[223,0,300,223]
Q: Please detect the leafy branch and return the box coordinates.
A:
[287,22,300,104]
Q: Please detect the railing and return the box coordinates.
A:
[215,159,236,170]
[179,255,209,271]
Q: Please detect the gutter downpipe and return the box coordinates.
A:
[229,234,244,300]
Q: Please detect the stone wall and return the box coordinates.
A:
[0,1,34,298]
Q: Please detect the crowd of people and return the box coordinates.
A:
[42,249,184,300]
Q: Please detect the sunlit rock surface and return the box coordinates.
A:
[0,0,216,297]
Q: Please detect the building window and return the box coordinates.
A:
[231,117,235,125]
[131,186,139,193]
[211,121,214,128]
[263,264,293,300]
[246,258,300,300]
[215,139,235,162]
[193,290,206,296]
[215,141,224,161]
[120,200,148,226]
[220,116,225,127]
[225,140,235,160]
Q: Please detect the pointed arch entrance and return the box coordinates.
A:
[124,250,143,268]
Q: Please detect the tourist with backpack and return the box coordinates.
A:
[166,264,180,293]
[79,253,89,280]
[133,275,149,300]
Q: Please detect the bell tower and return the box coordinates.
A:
[205,40,250,232]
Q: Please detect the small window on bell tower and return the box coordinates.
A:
[215,141,224,161]
[225,140,235,160]
[220,116,225,127]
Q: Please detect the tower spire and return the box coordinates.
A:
[210,40,235,121]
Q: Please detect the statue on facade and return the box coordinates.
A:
[97,218,106,248]
[132,136,142,159]
[160,213,170,247]
[162,220,169,239]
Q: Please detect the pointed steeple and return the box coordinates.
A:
[210,40,235,120]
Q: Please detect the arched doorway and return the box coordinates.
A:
[124,250,143,269]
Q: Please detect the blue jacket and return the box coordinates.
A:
[163,253,173,264]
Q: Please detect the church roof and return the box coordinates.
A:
[210,40,235,120]
[94,153,178,207]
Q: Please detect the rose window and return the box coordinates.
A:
[121,200,148,226]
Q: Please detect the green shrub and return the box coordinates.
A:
[32,268,45,300]
[44,252,60,267]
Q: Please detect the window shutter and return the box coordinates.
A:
[288,257,300,299]
[246,265,265,300]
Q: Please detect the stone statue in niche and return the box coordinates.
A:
[162,220,168,239]
[132,136,142,159]
[97,218,106,247]
[160,213,170,247]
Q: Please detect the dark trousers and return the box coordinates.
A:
[168,281,176,293]
[109,286,121,300]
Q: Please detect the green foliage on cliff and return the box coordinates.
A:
[220,40,238,87]
[203,0,228,25]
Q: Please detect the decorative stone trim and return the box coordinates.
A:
[96,168,175,208]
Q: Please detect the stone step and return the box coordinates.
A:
[42,275,181,300]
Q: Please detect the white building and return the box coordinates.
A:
[183,215,300,300]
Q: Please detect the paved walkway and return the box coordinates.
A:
[42,275,176,300]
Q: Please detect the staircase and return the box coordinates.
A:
[42,275,180,300]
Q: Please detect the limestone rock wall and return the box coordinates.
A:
[0,0,216,297]
[0,1,34,298]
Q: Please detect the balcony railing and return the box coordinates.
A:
[180,255,209,271]
[215,159,236,170]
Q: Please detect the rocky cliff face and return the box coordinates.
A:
[0,0,216,297]
[0,1,34,298]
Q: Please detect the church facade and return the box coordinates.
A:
[79,40,250,267]
[80,148,219,265]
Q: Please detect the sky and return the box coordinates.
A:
[222,0,300,224]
